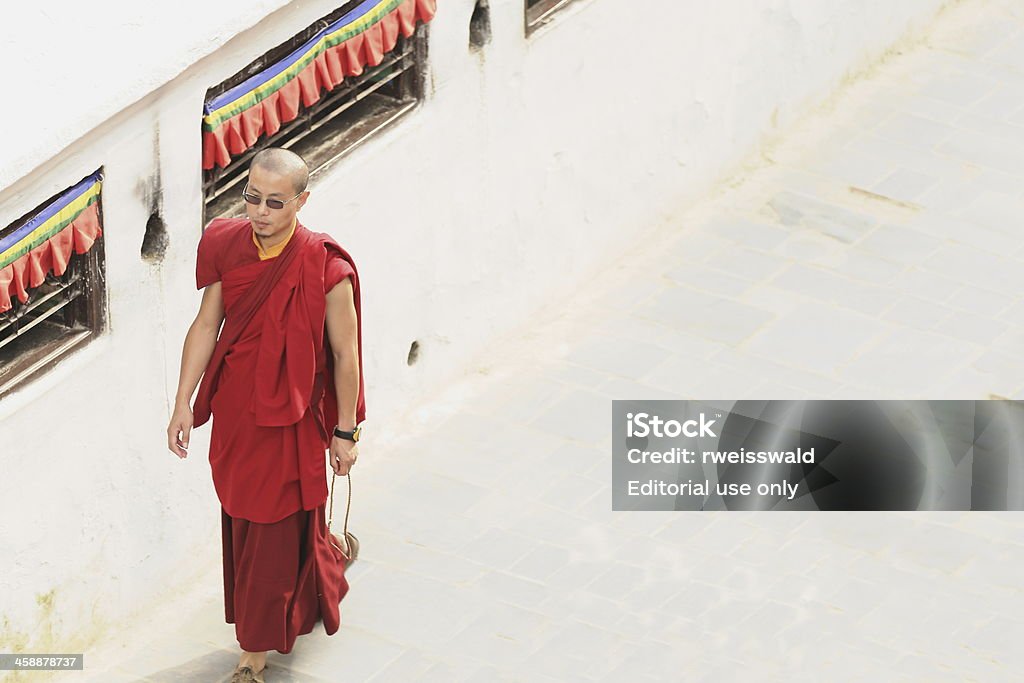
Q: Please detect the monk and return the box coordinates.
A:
[166,147,366,683]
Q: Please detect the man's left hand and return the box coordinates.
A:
[329,436,358,475]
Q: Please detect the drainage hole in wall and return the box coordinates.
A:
[141,212,169,263]
[469,0,491,50]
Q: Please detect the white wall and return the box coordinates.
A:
[0,0,951,668]
[0,0,297,191]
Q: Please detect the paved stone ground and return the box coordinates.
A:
[81,1,1024,681]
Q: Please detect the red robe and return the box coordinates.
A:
[221,503,348,653]
[192,217,366,524]
[191,217,365,652]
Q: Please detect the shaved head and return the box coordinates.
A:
[250,147,309,194]
[244,147,311,244]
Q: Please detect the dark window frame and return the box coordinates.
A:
[202,7,431,220]
[525,0,584,35]
[0,184,107,400]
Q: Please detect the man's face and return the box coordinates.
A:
[244,164,308,239]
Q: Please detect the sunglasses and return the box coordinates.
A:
[241,184,304,210]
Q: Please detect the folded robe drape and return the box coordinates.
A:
[194,217,365,524]
[222,502,349,653]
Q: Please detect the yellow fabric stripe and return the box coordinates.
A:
[0,181,101,263]
[204,0,398,127]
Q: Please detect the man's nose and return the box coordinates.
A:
[258,202,271,216]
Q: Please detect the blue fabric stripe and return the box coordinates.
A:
[204,0,382,115]
[0,172,102,254]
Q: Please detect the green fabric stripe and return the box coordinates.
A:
[0,195,99,271]
[202,0,406,132]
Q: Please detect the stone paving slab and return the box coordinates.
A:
[73,0,1024,681]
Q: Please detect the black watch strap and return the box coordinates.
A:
[333,424,361,442]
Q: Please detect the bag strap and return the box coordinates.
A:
[327,470,353,552]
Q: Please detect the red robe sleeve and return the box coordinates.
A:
[196,224,222,290]
[324,250,354,293]
[195,218,245,289]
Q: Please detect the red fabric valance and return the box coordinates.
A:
[0,201,102,313]
[202,0,436,170]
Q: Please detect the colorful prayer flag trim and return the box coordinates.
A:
[201,0,436,170]
[0,172,103,313]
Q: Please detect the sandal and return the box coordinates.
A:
[229,664,267,683]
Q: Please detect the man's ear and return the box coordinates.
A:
[297,191,310,210]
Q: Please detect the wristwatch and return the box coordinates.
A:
[333,424,361,442]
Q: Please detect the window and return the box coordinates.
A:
[201,0,436,219]
[525,0,581,34]
[0,171,106,399]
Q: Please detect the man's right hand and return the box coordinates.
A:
[167,403,194,459]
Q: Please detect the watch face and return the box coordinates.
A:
[353,426,361,441]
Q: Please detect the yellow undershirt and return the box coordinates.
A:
[252,217,296,260]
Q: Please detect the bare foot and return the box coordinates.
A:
[238,650,267,673]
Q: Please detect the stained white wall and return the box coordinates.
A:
[0,0,951,668]
[0,0,297,191]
